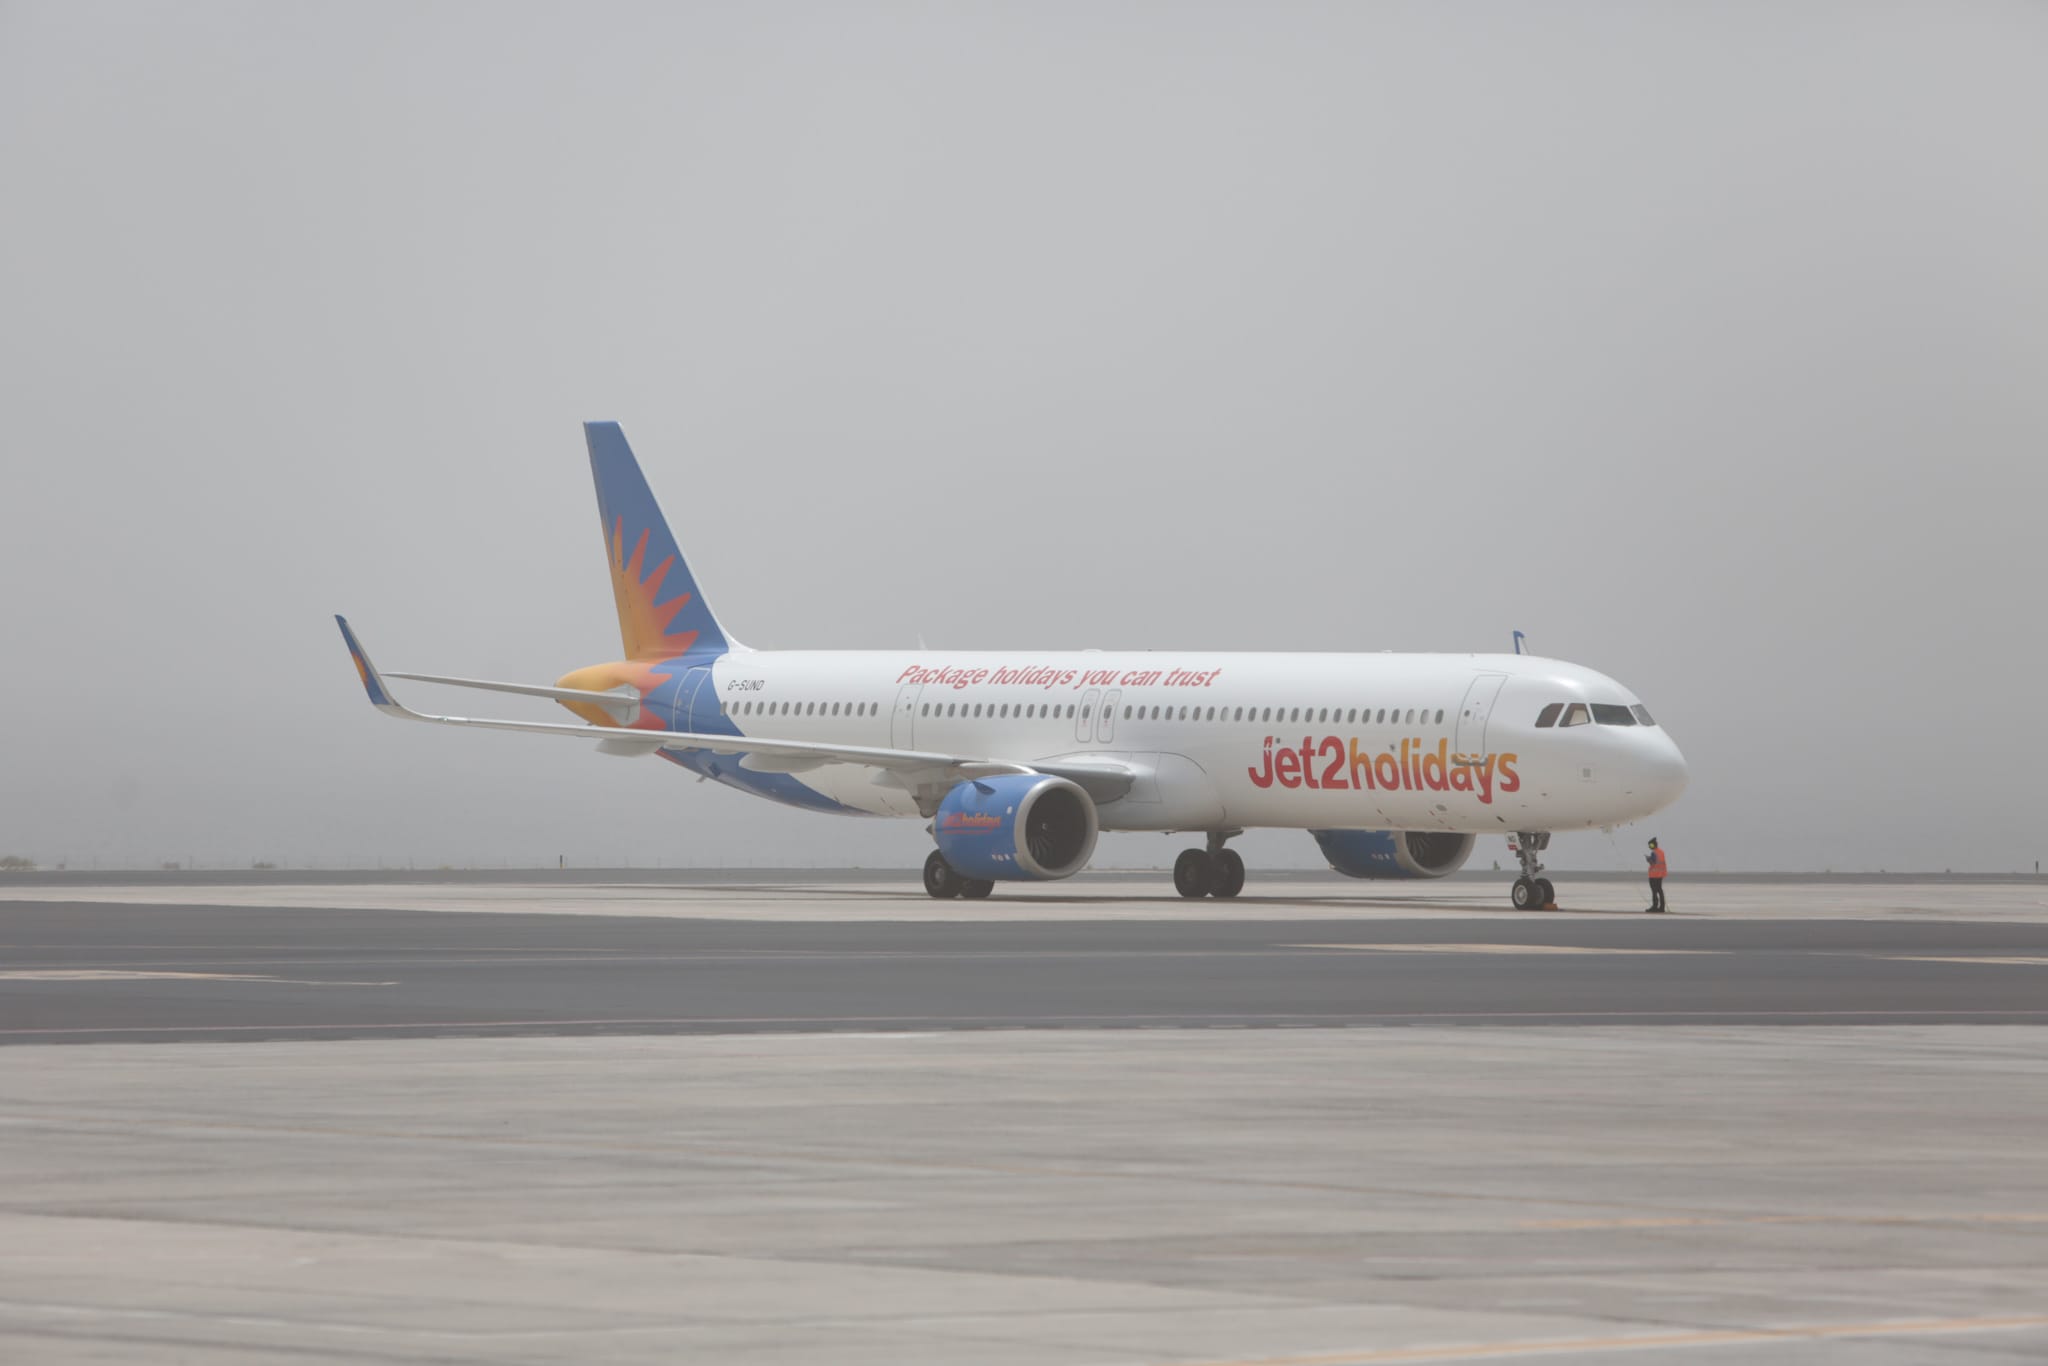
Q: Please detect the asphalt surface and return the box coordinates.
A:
[6,901,2048,1042]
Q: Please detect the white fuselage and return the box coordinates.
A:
[697,649,1687,834]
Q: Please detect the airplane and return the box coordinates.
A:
[338,422,1687,908]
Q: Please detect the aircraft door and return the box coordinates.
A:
[1075,688,1101,744]
[677,666,717,732]
[1097,689,1121,743]
[1455,673,1509,756]
[891,683,921,749]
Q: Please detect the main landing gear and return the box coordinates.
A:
[1508,832,1555,910]
[923,850,992,901]
[1173,831,1246,900]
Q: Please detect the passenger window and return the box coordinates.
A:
[1559,703,1590,727]
[1631,704,1656,726]
[1234,707,1244,721]
[1435,709,1444,724]
[1535,703,1563,728]
[1591,703,1637,726]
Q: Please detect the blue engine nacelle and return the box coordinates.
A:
[934,775,1099,881]
[1312,829,1476,879]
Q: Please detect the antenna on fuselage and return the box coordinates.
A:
[1513,630,1528,655]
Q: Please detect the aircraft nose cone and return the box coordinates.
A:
[1636,731,1689,813]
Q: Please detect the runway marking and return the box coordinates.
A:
[1519,1211,2048,1230]
[6,1007,2048,1039]
[1162,1313,2048,1364]
[1890,955,2048,966]
[1285,943,1714,956]
[0,970,396,986]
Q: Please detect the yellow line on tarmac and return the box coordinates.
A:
[1162,1314,2048,1365]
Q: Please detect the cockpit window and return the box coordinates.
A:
[1591,703,1638,726]
[1631,704,1656,726]
[1535,703,1563,728]
[1558,703,1591,727]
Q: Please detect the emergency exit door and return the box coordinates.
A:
[1454,673,1508,756]
[891,683,921,749]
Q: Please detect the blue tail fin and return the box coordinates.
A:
[583,422,733,660]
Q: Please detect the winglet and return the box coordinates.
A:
[335,615,403,714]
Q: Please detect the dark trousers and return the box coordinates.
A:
[1648,876,1666,911]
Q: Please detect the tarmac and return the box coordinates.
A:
[1,873,2045,1364]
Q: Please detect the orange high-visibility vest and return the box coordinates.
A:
[1648,848,1668,878]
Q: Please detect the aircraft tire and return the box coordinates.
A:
[1173,849,1215,899]
[923,850,962,899]
[1211,849,1246,899]
[1511,876,1537,909]
[1534,877,1555,907]
[960,878,994,900]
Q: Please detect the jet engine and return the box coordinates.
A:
[1311,829,1475,879]
[934,775,1098,881]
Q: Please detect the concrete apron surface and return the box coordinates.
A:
[2,1027,2045,1365]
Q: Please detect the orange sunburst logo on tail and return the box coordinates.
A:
[609,516,700,661]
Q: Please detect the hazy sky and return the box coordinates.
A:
[3,2,2044,874]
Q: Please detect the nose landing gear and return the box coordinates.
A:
[1508,832,1556,910]
[1172,830,1246,899]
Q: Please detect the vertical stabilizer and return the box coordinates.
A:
[582,422,734,660]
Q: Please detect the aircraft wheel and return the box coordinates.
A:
[1534,877,1555,907]
[1511,876,1537,909]
[923,850,962,899]
[1211,848,1246,899]
[960,878,994,900]
[1173,848,1215,899]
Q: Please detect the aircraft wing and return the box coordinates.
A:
[335,617,1101,791]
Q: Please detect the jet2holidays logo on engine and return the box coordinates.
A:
[1248,735,1520,804]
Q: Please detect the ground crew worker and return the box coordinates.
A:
[1645,837,1668,913]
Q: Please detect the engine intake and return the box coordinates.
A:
[935,775,1098,881]
[1312,829,1475,879]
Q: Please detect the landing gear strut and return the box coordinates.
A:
[1172,831,1246,900]
[1508,832,1555,910]
[923,850,992,901]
